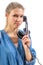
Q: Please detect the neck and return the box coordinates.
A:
[4,25,19,44]
[4,24,18,34]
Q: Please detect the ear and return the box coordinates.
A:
[5,12,9,17]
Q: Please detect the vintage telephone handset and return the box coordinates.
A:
[17,16,42,65]
[17,16,29,39]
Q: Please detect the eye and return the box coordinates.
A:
[20,15,23,18]
[13,14,18,17]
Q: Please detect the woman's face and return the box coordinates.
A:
[6,8,24,29]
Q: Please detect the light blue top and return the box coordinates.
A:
[0,30,36,65]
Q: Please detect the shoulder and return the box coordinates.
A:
[0,30,1,36]
[0,30,2,43]
[0,30,3,37]
[0,30,4,43]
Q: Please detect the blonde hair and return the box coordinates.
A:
[6,2,24,14]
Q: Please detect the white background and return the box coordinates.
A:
[0,0,43,65]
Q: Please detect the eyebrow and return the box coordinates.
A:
[13,14,23,17]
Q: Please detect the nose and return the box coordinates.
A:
[17,16,21,22]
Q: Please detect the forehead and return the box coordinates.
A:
[9,8,24,15]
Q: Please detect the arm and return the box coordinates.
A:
[25,46,36,65]
[22,32,36,65]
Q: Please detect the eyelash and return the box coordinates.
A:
[13,15,18,17]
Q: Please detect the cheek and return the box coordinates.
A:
[10,17,16,23]
[20,18,23,23]
[20,18,23,25]
[19,20,23,25]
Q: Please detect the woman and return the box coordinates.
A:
[0,2,36,65]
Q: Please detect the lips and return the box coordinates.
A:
[16,22,21,25]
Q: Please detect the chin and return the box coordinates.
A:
[16,25,19,29]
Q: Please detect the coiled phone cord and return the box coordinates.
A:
[36,56,42,65]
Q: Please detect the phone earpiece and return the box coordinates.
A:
[23,16,27,22]
[17,30,25,39]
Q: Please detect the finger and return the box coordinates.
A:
[22,38,30,44]
[22,34,29,39]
